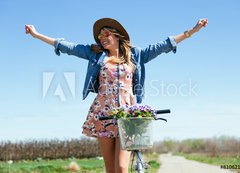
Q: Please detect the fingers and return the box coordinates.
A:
[199,18,208,27]
[25,24,31,34]
[25,24,35,34]
[25,25,30,34]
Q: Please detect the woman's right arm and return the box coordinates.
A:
[25,24,55,46]
[25,25,93,60]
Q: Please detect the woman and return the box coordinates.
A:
[25,17,208,173]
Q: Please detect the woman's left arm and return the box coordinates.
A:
[174,18,208,44]
[141,18,208,64]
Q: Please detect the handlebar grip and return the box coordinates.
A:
[156,109,171,114]
[99,116,114,120]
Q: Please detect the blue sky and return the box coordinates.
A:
[1,0,240,142]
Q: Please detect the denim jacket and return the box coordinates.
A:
[54,37,177,103]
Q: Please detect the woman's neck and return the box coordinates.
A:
[108,49,120,58]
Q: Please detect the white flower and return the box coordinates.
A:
[100,70,107,77]
[7,160,13,164]
[126,73,131,80]
[66,161,80,172]
[96,156,103,160]
[104,99,109,105]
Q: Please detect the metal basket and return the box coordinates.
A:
[117,117,154,150]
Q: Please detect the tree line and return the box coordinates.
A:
[0,136,239,161]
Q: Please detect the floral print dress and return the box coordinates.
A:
[82,60,136,138]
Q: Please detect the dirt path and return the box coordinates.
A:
[158,153,235,173]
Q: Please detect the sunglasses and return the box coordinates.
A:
[97,31,112,40]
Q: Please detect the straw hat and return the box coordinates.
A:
[93,18,130,44]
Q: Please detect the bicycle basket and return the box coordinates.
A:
[117,117,154,150]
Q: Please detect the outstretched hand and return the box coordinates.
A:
[24,24,55,45]
[25,24,39,37]
[193,18,208,32]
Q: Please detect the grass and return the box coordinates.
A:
[0,158,105,173]
[176,152,240,172]
[0,153,161,173]
[142,153,161,173]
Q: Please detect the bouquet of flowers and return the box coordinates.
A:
[112,104,157,119]
[113,104,156,150]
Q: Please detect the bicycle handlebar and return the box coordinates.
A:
[98,116,114,120]
[155,109,170,122]
[156,109,170,114]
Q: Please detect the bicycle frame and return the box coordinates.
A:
[131,150,150,173]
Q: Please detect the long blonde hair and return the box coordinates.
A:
[91,27,135,69]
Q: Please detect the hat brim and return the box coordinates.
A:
[93,18,130,44]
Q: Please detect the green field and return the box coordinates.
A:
[0,158,105,173]
[0,155,160,173]
[177,153,240,165]
[143,153,160,173]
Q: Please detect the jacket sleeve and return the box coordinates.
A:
[54,38,94,60]
[141,36,177,64]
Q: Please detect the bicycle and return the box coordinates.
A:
[99,108,170,173]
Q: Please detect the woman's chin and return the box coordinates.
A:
[103,45,111,50]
